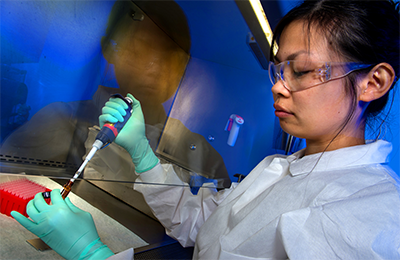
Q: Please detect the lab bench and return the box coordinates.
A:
[0,170,194,259]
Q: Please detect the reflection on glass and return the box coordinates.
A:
[1,66,30,143]
[0,0,230,190]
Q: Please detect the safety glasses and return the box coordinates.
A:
[268,60,372,92]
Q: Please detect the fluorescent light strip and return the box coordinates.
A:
[249,0,273,47]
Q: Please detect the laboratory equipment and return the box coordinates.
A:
[43,94,133,199]
[0,178,51,217]
[225,114,244,147]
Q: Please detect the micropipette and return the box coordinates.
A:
[43,94,133,200]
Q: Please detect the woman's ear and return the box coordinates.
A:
[360,63,395,102]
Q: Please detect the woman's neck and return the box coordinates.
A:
[304,134,365,156]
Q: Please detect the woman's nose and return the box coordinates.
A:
[271,79,291,98]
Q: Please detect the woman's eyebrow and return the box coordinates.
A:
[275,50,310,62]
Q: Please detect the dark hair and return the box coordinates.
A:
[271,0,400,137]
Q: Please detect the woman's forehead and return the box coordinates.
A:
[275,20,332,62]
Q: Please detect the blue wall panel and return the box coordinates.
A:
[1,0,115,117]
[167,57,276,179]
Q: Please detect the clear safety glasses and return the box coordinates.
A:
[268,60,372,92]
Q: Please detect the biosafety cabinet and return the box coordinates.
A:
[1,0,399,258]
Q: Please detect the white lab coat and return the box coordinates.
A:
[121,140,400,259]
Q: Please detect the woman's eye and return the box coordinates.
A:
[293,70,311,77]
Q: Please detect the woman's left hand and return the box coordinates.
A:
[11,189,114,260]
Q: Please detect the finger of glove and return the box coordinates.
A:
[64,197,82,214]
[31,191,51,212]
[26,199,41,221]
[106,99,128,117]
[113,94,145,149]
[99,114,118,129]
[125,94,144,126]
[127,93,138,103]
[109,96,129,109]
[11,211,37,230]
[49,189,65,206]
[127,94,143,115]
[101,106,125,122]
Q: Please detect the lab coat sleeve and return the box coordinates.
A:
[134,163,235,247]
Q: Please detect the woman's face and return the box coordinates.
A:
[271,20,364,153]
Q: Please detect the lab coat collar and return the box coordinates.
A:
[287,140,392,177]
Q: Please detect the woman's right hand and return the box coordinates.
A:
[99,93,159,173]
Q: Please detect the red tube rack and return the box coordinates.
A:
[0,178,51,217]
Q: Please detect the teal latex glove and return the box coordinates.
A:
[99,93,159,173]
[11,189,114,260]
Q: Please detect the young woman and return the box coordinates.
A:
[12,0,400,259]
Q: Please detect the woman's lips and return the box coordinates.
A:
[274,104,294,118]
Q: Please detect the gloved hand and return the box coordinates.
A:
[11,189,114,260]
[99,93,159,173]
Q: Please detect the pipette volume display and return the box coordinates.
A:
[42,94,133,200]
